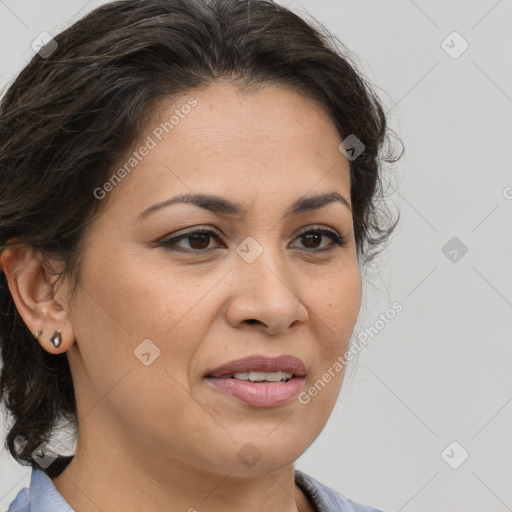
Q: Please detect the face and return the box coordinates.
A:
[43,82,362,477]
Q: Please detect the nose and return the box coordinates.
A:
[225,244,309,335]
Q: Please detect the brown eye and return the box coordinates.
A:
[300,232,323,249]
[158,226,345,254]
[186,233,213,250]
[292,228,345,252]
[159,228,223,252]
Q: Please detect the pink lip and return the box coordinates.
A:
[205,355,306,378]
[205,377,305,408]
[204,355,307,408]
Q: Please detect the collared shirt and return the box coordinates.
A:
[6,467,384,512]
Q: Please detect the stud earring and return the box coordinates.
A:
[34,330,43,340]
[49,330,62,348]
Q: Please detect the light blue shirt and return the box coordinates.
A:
[6,466,384,512]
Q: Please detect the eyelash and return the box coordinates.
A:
[157,225,346,254]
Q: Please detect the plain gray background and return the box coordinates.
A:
[1,1,511,511]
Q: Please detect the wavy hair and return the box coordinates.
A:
[0,0,402,477]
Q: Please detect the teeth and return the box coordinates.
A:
[232,371,293,382]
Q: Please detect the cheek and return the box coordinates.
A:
[72,248,224,391]
[80,244,213,339]
[67,261,210,444]
[310,264,362,349]
[300,265,361,412]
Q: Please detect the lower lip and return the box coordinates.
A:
[205,376,305,408]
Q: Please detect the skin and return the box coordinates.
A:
[1,81,362,512]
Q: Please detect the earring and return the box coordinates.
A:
[34,330,43,339]
[49,330,62,348]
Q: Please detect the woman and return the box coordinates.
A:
[0,0,401,511]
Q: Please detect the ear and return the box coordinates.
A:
[0,241,75,354]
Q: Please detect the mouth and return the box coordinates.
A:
[213,370,295,383]
[205,354,306,379]
[204,355,306,408]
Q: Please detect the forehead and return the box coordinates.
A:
[101,82,351,215]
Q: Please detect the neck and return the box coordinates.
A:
[50,424,309,512]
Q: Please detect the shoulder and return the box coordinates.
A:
[5,467,74,512]
[5,486,29,512]
[295,469,385,512]
[7,466,383,512]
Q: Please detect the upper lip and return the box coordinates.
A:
[205,355,306,378]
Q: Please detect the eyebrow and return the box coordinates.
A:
[138,191,351,220]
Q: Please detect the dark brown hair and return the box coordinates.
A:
[0,0,402,477]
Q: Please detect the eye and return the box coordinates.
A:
[291,226,346,252]
[158,227,223,252]
[157,225,346,253]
